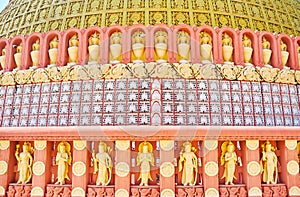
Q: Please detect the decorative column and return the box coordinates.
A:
[159,140,175,197]
[202,140,219,197]
[71,140,88,197]
[31,141,50,197]
[244,140,262,197]
[115,140,131,197]
[281,140,300,196]
[0,140,11,197]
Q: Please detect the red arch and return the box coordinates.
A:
[0,38,9,71]
[258,31,278,68]
[23,33,43,69]
[42,30,63,67]
[82,26,104,65]
[294,36,300,70]
[60,28,83,66]
[277,34,296,69]
[217,27,240,65]
[239,29,259,66]
[151,24,173,63]
[196,25,219,64]
[8,36,25,71]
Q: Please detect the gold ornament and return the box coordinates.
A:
[205,161,218,177]
[248,187,262,197]
[0,161,8,175]
[115,162,130,177]
[31,187,44,197]
[33,161,45,176]
[287,160,299,175]
[289,186,300,196]
[115,189,129,197]
[0,186,5,196]
[115,140,130,151]
[161,189,175,197]
[247,161,260,176]
[160,162,175,178]
[72,161,86,176]
[204,140,218,151]
[34,140,46,151]
[71,187,85,197]
[160,140,174,151]
[0,140,9,150]
[73,140,86,151]
[285,140,297,150]
[205,188,219,197]
[246,140,259,150]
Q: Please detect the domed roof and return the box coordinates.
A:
[0,0,299,38]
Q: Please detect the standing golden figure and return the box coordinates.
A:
[220,141,237,185]
[136,141,155,186]
[200,31,213,63]
[178,141,198,186]
[260,141,278,184]
[92,142,113,186]
[55,141,72,185]
[222,33,233,63]
[15,142,34,184]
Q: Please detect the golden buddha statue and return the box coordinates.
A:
[88,33,100,64]
[92,142,112,186]
[110,32,122,64]
[32,39,40,51]
[242,35,253,64]
[280,40,287,51]
[178,141,198,186]
[154,30,168,63]
[200,31,213,63]
[136,141,154,186]
[132,30,145,62]
[68,34,79,64]
[15,142,33,184]
[220,141,237,185]
[260,141,277,184]
[280,40,289,67]
[262,37,272,66]
[16,43,23,53]
[49,36,59,65]
[0,48,6,69]
[31,40,40,67]
[177,31,190,63]
[50,36,59,49]
[14,43,23,70]
[222,33,233,63]
[55,141,72,185]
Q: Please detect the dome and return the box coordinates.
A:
[0,0,299,38]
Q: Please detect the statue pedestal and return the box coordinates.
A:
[222,45,233,62]
[0,55,5,69]
[132,43,145,62]
[281,51,289,67]
[49,48,58,65]
[14,53,22,69]
[263,49,272,65]
[243,47,253,64]
[88,45,100,63]
[178,43,190,63]
[68,46,78,64]
[30,50,39,67]
[110,43,122,63]
[155,43,167,62]
[200,44,212,63]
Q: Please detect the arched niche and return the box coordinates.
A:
[83,26,103,65]
[239,29,259,66]
[277,34,296,69]
[9,36,25,71]
[43,30,62,67]
[218,27,240,65]
[24,33,43,69]
[60,28,83,66]
[105,25,126,64]
[196,25,218,64]
[151,24,172,63]
[174,24,195,63]
[128,25,148,63]
[258,32,278,68]
[295,36,300,70]
[0,38,9,70]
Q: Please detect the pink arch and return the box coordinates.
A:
[60,28,83,66]
[239,29,259,66]
[217,27,240,65]
[195,25,219,64]
[0,38,9,70]
[277,34,296,69]
[23,33,43,69]
[42,30,63,67]
[8,36,25,71]
[173,24,196,63]
[258,31,278,68]
[82,26,104,65]
[103,25,126,64]
[150,24,173,62]
[294,36,300,70]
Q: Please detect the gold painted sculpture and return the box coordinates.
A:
[260,141,278,184]
[31,40,40,67]
[220,141,237,185]
[55,141,72,185]
[262,37,272,66]
[88,33,100,63]
[137,141,155,186]
[0,48,6,69]
[92,142,112,186]
[49,36,59,65]
[177,31,190,63]
[15,142,33,184]
[154,30,168,63]
[68,34,79,64]
[132,30,145,62]
[178,141,198,186]
[222,33,233,63]
[200,32,213,63]
[242,35,253,64]
[110,32,122,64]
[14,43,23,70]
[280,40,289,67]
